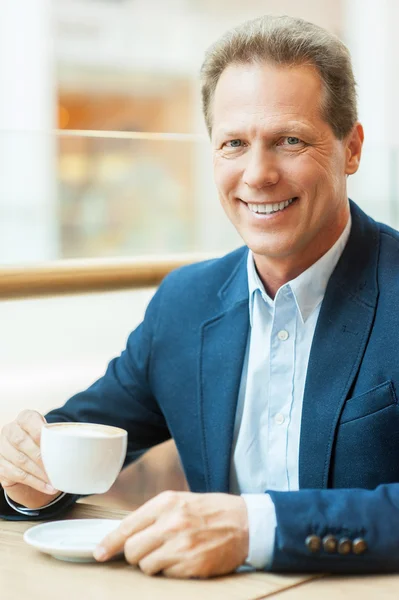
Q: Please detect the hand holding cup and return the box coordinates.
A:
[0,410,59,508]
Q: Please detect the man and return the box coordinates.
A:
[1,14,399,577]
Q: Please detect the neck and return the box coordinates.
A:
[253,264,307,299]
[253,211,349,299]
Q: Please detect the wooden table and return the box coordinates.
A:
[1,503,398,599]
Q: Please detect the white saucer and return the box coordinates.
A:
[23,518,122,563]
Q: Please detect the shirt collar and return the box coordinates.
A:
[247,214,352,325]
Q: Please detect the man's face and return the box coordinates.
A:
[211,62,363,271]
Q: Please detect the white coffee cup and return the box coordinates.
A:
[41,422,128,495]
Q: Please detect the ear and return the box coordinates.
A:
[345,122,364,175]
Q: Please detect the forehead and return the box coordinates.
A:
[211,62,326,135]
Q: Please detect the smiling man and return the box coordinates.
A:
[211,60,362,295]
[2,15,399,577]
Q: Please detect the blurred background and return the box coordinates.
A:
[1,0,399,505]
[1,0,398,265]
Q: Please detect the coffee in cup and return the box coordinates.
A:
[41,422,128,495]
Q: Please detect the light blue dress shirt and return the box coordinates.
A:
[233,216,351,568]
[7,216,351,571]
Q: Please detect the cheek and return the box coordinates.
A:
[213,160,240,196]
[287,156,334,195]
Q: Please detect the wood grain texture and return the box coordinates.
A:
[0,253,214,299]
[0,503,313,600]
[276,574,399,600]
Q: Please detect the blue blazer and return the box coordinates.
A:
[2,200,399,573]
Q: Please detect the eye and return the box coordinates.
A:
[225,139,243,148]
[276,136,305,149]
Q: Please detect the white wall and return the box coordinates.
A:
[55,0,343,75]
[0,0,58,264]
[344,0,399,229]
[0,288,155,427]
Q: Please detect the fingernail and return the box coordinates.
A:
[45,484,57,493]
[94,546,107,561]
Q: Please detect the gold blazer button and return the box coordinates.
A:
[337,538,352,555]
[305,535,321,553]
[322,535,338,553]
[353,538,368,555]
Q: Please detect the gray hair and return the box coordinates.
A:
[200,15,357,139]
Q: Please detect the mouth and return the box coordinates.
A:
[244,197,298,215]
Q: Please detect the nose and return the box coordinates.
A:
[242,147,280,189]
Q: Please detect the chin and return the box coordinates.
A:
[245,238,294,260]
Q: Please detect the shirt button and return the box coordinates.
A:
[275,413,285,425]
[277,329,289,341]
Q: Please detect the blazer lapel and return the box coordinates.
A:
[299,202,380,489]
[199,253,249,493]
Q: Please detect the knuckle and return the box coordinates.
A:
[17,410,33,424]
[119,518,134,537]
[123,537,134,556]
[16,452,28,466]
[18,410,43,433]
[1,423,12,439]
[119,525,131,538]
[16,468,28,482]
[138,559,154,576]
[173,513,191,532]
[181,532,195,551]
[124,545,138,566]
[0,462,16,487]
[125,554,135,567]
[9,431,25,447]
[161,490,178,503]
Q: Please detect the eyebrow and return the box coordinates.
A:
[215,124,313,140]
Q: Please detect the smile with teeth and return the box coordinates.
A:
[246,198,296,214]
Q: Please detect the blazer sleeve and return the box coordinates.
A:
[0,283,171,521]
[268,484,399,573]
[45,281,171,465]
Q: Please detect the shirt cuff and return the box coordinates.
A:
[4,490,67,516]
[241,493,277,569]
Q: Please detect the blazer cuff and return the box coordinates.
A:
[4,490,68,516]
[0,487,79,521]
[241,493,277,569]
